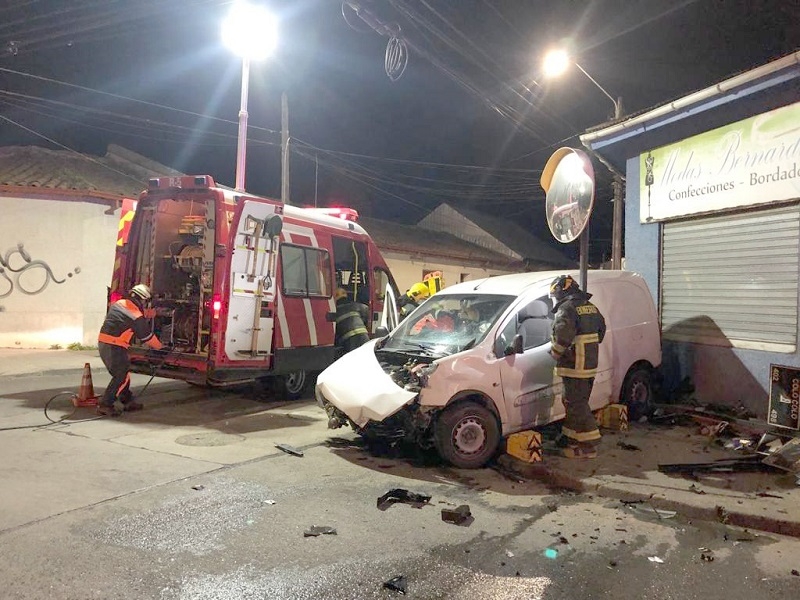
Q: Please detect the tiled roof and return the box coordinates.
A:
[418,203,575,268]
[359,216,524,270]
[0,144,181,199]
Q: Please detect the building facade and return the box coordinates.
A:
[581,52,800,418]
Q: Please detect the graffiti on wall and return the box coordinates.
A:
[0,243,81,299]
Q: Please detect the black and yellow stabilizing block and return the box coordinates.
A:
[594,403,629,431]
[506,430,543,463]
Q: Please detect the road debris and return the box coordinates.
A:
[762,438,800,474]
[275,443,304,457]
[377,488,432,510]
[303,525,337,537]
[700,552,715,562]
[383,575,407,594]
[626,504,676,519]
[441,504,473,526]
[647,556,664,563]
[191,485,205,491]
[688,484,706,495]
[755,491,783,498]
[659,455,773,474]
[616,440,641,451]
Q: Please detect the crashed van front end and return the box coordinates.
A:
[315,340,442,446]
[315,292,515,449]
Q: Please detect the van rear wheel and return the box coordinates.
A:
[434,401,500,469]
[620,366,653,422]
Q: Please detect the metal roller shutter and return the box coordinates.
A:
[661,203,799,353]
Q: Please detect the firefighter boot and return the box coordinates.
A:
[97,403,123,417]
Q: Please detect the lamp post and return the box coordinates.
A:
[543,49,624,269]
[222,2,278,192]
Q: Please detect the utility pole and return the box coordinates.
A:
[281,91,290,204]
[611,96,624,269]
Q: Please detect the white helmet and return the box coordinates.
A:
[130,284,152,302]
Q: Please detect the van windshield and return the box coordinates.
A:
[381,294,515,356]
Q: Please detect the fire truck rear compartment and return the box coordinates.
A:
[133,196,215,357]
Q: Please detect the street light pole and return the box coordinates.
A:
[222,2,278,194]
[543,50,625,269]
[235,57,251,192]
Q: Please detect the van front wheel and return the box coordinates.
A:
[434,401,500,469]
[621,366,653,422]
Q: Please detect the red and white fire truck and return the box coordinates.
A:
[109,175,400,398]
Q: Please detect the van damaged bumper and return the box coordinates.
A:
[315,340,442,443]
[316,390,436,446]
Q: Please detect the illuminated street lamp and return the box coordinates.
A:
[222,2,278,192]
[543,48,624,269]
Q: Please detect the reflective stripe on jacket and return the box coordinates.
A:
[98,299,156,349]
[551,292,606,379]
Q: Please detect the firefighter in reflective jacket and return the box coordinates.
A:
[334,288,370,354]
[549,275,607,459]
[97,284,164,416]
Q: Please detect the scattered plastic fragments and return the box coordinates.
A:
[263,499,276,505]
[755,491,783,498]
[377,488,431,511]
[648,556,664,563]
[689,484,706,495]
[383,575,407,594]
[191,485,205,491]
[616,440,641,451]
[700,552,715,562]
[303,525,337,537]
[505,550,515,558]
[544,548,558,559]
[441,505,472,526]
[627,504,676,519]
[275,443,304,457]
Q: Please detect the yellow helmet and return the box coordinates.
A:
[408,282,430,301]
[334,288,348,302]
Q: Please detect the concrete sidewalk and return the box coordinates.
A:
[499,424,800,538]
[0,348,103,378]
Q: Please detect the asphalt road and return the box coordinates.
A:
[1,371,799,599]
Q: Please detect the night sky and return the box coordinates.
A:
[0,0,797,262]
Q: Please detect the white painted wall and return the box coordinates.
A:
[0,196,118,348]
[383,252,513,296]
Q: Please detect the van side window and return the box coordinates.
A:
[280,244,331,298]
[496,296,553,355]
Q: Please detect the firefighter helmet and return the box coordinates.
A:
[407,282,430,302]
[549,274,579,302]
[334,288,348,302]
[130,284,152,302]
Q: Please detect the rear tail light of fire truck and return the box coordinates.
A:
[212,294,222,319]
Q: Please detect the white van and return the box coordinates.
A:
[315,270,661,468]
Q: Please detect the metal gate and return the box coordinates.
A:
[661,203,800,352]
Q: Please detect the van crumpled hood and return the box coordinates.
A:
[316,339,417,427]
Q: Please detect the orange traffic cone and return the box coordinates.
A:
[74,362,100,407]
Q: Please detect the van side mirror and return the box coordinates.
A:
[504,334,524,356]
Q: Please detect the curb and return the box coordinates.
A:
[498,457,800,539]
[5,368,90,379]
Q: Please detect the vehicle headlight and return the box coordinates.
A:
[409,362,438,388]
